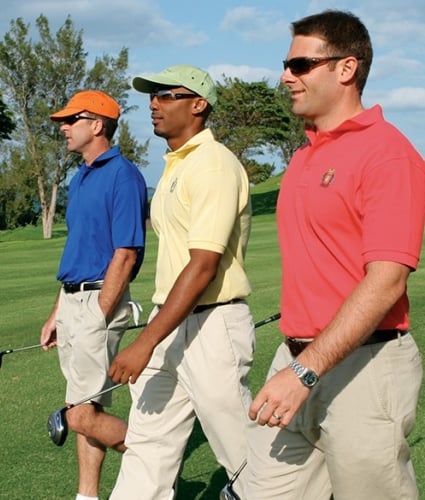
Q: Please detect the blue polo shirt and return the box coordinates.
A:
[57,146,148,283]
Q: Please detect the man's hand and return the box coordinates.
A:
[109,338,154,384]
[40,314,57,351]
[108,248,223,385]
[248,367,310,428]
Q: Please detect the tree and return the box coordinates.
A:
[0,15,147,237]
[0,151,38,229]
[272,85,307,167]
[0,92,15,140]
[208,77,306,183]
[117,120,149,168]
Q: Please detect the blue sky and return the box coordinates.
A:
[2,0,424,187]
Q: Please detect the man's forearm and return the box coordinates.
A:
[99,248,138,319]
[108,248,222,384]
[134,248,222,350]
[297,260,410,377]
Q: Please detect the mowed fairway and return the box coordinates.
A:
[1,181,424,499]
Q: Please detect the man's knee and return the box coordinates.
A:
[66,402,102,435]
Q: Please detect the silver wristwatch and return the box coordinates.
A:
[289,359,319,388]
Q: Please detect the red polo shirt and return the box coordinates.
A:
[277,105,425,337]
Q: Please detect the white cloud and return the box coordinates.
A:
[365,87,425,110]
[209,64,281,85]
[0,0,208,52]
[369,52,424,82]
[220,7,289,42]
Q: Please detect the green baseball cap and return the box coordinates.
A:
[132,64,217,107]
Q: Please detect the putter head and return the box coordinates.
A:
[47,407,68,446]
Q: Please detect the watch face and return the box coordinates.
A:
[302,370,318,387]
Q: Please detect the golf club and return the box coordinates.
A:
[126,321,148,330]
[0,343,43,368]
[218,311,280,498]
[46,312,281,446]
[220,460,247,500]
[47,383,123,446]
[126,312,281,332]
[46,320,147,446]
[0,322,146,371]
[254,312,281,328]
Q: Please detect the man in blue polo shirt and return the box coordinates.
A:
[40,90,148,500]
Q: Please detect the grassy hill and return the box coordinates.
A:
[251,173,283,216]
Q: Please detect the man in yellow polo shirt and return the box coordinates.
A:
[109,65,255,500]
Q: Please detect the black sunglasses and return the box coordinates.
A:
[283,56,347,76]
[149,89,199,102]
[219,460,247,500]
[61,114,98,125]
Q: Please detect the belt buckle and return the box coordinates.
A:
[286,337,313,357]
[63,281,83,293]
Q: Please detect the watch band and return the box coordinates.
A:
[289,359,319,388]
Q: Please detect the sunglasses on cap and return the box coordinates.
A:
[61,114,98,126]
[283,56,348,76]
[149,89,199,102]
[219,460,247,500]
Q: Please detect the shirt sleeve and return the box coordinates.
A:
[361,155,425,269]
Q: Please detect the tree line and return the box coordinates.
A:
[0,15,305,238]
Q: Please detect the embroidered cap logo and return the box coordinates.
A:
[320,168,335,187]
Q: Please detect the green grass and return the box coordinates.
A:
[0,181,424,499]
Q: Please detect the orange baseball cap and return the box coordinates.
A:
[50,90,121,121]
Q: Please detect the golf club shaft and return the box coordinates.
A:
[229,459,247,485]
[1,343,43,355]
[2,312,278,358]
[220,312,280,491]
[65,313,279,406]
[69,383,123,408]
[126,322,148,330]
[126,311,280,332]
[254,312,281,328]
[63,312,279,406]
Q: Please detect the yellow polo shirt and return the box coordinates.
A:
[150,128,252,305]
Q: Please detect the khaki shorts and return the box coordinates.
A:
[246,333,422,500]
[55,287,131,406]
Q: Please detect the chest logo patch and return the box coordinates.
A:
[170,178,178,192]
[320,168,335,187]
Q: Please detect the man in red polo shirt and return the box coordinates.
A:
[247,9,425,500]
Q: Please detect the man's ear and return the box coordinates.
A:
[92,117,105,136]
[339,56,359,84]
[192,97,208,114]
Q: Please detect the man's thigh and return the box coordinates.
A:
[56,289,131,404]
[319,335,422,500]
[246,342,332,500]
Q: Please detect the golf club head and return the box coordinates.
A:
[219,484,241,500]
[47,407,68,446]
[0,349,12,369]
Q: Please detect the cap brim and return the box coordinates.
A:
[50,106,85,121]
[132,74,185,94]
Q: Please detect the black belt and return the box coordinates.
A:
[62,281,103,294]
[156,299,244,314]
[193,299,244,314]
[286,329,409,357]
[184,299,243,314]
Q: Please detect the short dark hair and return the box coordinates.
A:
[291,10,373,94]
[102,117,118,141]
[86,112,118,141]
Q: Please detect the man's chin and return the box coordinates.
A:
[153,128,166,139]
